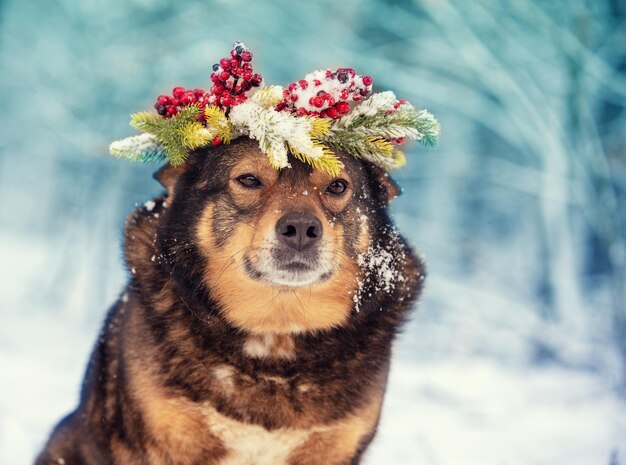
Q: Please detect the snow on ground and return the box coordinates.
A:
[1,231,625,465]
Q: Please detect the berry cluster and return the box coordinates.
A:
[207,41,262,110]
[278,68,373,119]
[153,87,211,118]
[152,41,262,119]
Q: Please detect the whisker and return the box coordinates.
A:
[254,288,284,309]
[290,290,308,326]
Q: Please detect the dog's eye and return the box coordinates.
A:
[236,174,263,189]
[326,179,349,195]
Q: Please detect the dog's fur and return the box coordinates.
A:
[36,139,425,465]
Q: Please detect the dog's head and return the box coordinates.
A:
[153,138,403,334]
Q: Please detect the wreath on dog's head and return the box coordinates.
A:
[110,41,440,176]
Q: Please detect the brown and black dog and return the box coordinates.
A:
[36,138,425,465]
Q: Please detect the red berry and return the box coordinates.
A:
[242,70,253,81]
[242,62,252,70]
[232,67,243,77]
[340,90,349,100]
[220,96,232,106]
[241,51,252,62]
[241,81,252,91]
[353,95,362,102]
[326,106,339,119]
[298,79,308,89]
[157,95,171,105]
[231,49,238,58]
[313,79,321,86]
[288,83,298,91]
[231,58,240,69]
[213,136,222,146]
[345,68,355,77]
[251,74,262,86]
[221,90,231,98]
[171,98,181,107]
[172,87,185,99]
[325,69,332,78]
[312,96,324,108]
[290,94,298,102]
[320,109,328,118]
[275,102,287,111]
[362,75,373,86]
[167,106,178,115]
[181,91,196,105]
[297,107,309,116]
[336,101,350,114]
[220,58,231,70]
[210,73,219,83]
[194,88,205,98]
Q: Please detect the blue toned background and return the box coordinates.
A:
[1,1,625,464]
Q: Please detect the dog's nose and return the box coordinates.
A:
[276,213,323,251]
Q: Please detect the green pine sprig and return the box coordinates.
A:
[109,133,168,163]
[130,105,202,166]
[320,104,440,168]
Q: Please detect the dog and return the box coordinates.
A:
[35,138,425,465]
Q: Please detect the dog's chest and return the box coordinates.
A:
[202,403,311,465]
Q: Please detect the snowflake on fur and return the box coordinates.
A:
[109,41,440,175]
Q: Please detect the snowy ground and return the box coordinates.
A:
[1,230,624,465]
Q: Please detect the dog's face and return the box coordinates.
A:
[157,139,399,334]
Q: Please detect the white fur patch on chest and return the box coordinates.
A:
[202,404,310,465]
[243,333,296,360]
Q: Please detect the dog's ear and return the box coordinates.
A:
[372,167,401,205]
[154,162,188,198]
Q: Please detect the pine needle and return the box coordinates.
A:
[180,121,213,149]
[288,140,343,176]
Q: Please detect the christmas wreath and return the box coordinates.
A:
[110,41,440,175]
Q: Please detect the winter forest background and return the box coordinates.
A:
[1,0,625,464]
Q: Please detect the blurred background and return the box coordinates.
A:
[1,0,625,464]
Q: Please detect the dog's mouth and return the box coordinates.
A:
[243,253,333,287]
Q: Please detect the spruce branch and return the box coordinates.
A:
[128,106,202,166]
[109,133,168,163]
[204,106,234,143]
[288,140,343,176]
[180,121,213,150]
